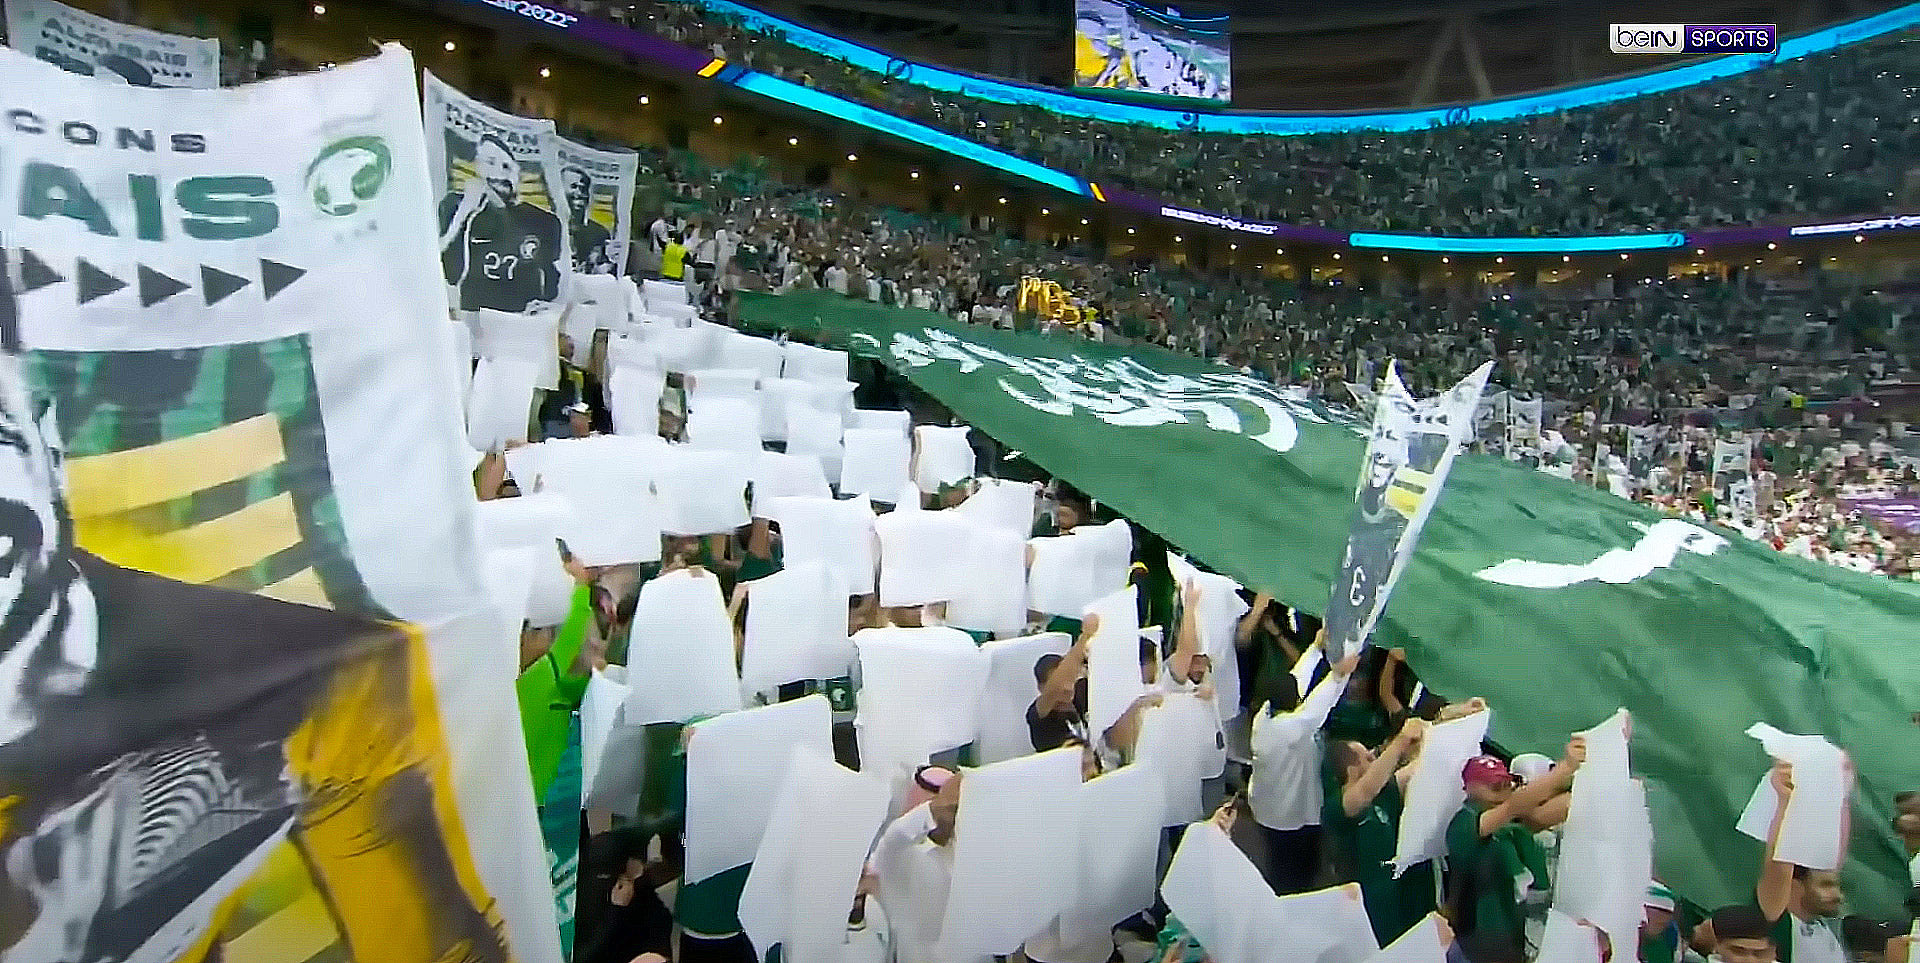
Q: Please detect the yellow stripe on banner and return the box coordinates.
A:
[223,884,340,963]
[1089,182,1107,203]
[698,58,726,77]
[66,414,285,517]
[260,568,329,608]
[78,492,303,585]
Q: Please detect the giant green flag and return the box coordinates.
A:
[738,290,1920,917]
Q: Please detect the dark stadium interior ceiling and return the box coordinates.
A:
[741,0,1900,109]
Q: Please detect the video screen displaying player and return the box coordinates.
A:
[438,134,563,312]
[1074,0,1232,102]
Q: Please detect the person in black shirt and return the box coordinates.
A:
[563,167,615,275]
[1027,616,1096,752]
[438,134,563,313]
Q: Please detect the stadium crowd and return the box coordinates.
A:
[523,274,1920,963]
[594,1,1920,236]
[615,140,1920,580]
[5,6,1918,963]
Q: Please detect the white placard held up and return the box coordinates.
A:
[465,356,540,452]
[1084,587,1145,737]
[854,627,988,778]
[1735,724,1850,871]
[1159,821,1286,963]
[940,749,1083,957]
[741,562,855,693]
[973,632,1072,765]
[1071,763,1164,933]
[1393,709,1491,876]
[957,478,1039,537]
[739,746,892,963]
[841,426,912,501]
[685,696,834,884]
[913,425,975,491]
[769,495,876,596]
[750,450,832,519]
[624,569,744,724]
[656,446,752,536]
[875,508,974,607]
[1553,709,1651,952]
[945,523,1030,639]
[609,364,665,438]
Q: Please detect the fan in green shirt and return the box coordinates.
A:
[519,583,595,799]
[1323,720,1435,945]
[1443,740,1580,959]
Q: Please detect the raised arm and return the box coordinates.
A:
[1293,652,1358,731]
[1036,613,1098,717]
[1344,717,1425,818]
[1476,737,1583,838]
[1757,761,1796,922]
[1379,648,1408,718]
[727,581,749,666]
[1104,690,1166,758]
[1168,582,1204,684]
[1235,591,1273,650]
[475,449,509,501]
[1523,791,1573,832]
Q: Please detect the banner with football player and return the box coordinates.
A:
[4,0,219,87]
[1506,394,1543,466]
[1320,362,1492,662]
[1473,388,1507,457]
[0,44,560,963]
[1712,436,1753,499]
[552,135,638,275]
[1627,426,1658,485]
[423,71,572,314]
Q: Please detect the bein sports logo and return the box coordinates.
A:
[1608,23,1777,55]
[305,137,392,216]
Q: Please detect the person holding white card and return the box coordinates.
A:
[871,774,992,963]
[1446,737,1583,959]
[1248,636,1357,895]
[1758,762,1850,963]
[1324,715,1432,945]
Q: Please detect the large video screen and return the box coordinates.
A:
[1073,0,1232,103]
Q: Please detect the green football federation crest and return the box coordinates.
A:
[306,136,393,216]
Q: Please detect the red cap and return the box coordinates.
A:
[1462,755,1514,790]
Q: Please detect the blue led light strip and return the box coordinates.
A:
[730,73,1089,197]
[687,0,1920,134]
[1348,232,1688,254]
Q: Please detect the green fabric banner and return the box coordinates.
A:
[737,290,1920,918]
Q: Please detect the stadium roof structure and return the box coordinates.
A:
[740,0,1901,109]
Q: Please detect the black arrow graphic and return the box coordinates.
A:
[76,258,126,305]
[200,264,250,306]
[17,250,62,294]
[260,259,305,300]
[138,264,190,308]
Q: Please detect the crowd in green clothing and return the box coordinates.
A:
[612,1,1919,236]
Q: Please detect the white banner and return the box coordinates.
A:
[4,0,219,87]
[552,134,637,275]
[1506,395,1543,466]
[0,45,559,963]
[1713,436,1753,497]
[1322,362,1492,661]
[422,71,570,314]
